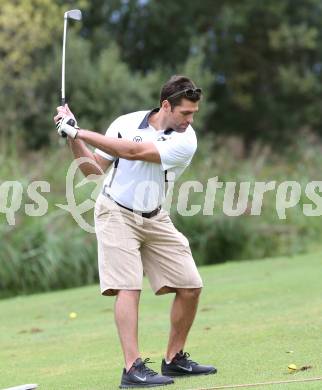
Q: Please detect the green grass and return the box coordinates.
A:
[1,252,322,390]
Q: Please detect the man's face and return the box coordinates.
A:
[165,98,199,132]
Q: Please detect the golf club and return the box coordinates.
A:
[59,9,82,137]
[3,385,38,390]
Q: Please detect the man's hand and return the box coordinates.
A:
[57,116,79,139]
[54,104,79,138]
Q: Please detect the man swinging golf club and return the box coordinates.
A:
[54,75,217,388]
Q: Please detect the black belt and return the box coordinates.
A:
[102,188,161,219]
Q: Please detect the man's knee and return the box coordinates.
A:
[115,289,141,302]
[176,287,202,300]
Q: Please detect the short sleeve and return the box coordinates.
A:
[94,117,122,161]
[153,131,197,171]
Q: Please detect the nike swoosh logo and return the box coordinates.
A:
[134,374,147,381]
[177,365,193,372]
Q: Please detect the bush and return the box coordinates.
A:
[2,135,322,297]
[0,148,98,298]
[170,134,322,265]
[0,217,97,298]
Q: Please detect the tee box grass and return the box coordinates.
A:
[1,252,322,389]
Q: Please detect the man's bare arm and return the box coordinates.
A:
[77,129,161,164]
[54,106,113,176]
[68,137,113,176]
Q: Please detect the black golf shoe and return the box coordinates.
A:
[161,350,217,377]
[120,358,174,388]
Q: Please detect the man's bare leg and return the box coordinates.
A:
[115,290,141,371]
[165,288,202,361]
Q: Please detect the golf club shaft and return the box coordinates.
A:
[59,9,82,138]
[188,376,322,390]
[61,18,68,106]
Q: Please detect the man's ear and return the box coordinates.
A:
[162,100,172,113]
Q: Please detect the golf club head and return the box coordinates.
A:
[64,9,82,21]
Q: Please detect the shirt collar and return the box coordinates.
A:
[138,108,160,129]
[138,108,174,135]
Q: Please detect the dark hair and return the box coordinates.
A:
[160,75,200,108]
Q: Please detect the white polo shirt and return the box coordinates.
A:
[95,109,197,212]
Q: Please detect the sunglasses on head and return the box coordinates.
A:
[166,88,202,100]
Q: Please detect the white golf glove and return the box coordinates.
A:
[57,116,79,139]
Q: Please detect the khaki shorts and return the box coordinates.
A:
[94,194,203,296]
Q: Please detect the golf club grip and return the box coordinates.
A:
[60,98,67,137]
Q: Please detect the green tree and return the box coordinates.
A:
[3,0,322,149]
[81,0,322,145]
[208,0,322,145]
[0,0,65,148]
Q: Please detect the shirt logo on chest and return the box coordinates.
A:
[133,135,143,142]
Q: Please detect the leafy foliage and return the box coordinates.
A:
[0,0,63,146]
[2,0,322,147]
[81,0,322,144]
